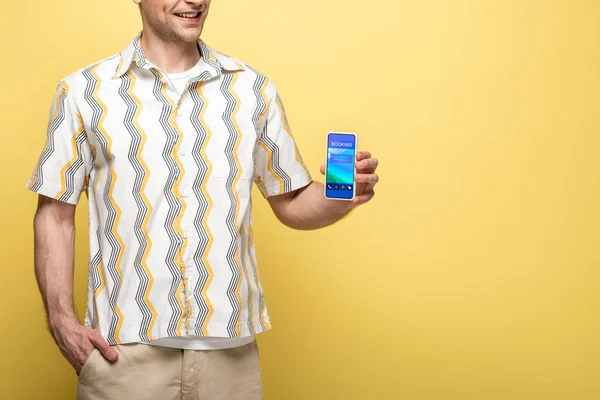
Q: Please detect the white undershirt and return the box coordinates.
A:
[168,67,196,96]
[142,66,255,351]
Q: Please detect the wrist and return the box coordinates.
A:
[341,198,356,213]
[48,311,79,335]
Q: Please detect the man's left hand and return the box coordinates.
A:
[320,151,379,207]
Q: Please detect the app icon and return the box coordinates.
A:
[347,184,353,191]
[334,184,340,190]
[340,184,346,190]
[327,184,333,189]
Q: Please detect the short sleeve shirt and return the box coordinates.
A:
[26,32,312,345]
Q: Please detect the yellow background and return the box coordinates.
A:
[1,0,599,399]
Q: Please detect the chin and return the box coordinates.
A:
[179,29,204,43]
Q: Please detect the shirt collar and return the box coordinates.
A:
[112,32,245,79]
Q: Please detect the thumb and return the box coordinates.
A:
[320,164,325,175]
[90,332,118,361]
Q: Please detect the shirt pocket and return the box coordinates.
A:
[202,119,258,181]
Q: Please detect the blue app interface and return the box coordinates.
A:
[326,133,356,199]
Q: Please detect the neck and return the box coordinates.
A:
[140,29,200,74]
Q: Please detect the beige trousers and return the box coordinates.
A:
[76,341,262,400]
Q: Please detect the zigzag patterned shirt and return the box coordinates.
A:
[26,32,312,345]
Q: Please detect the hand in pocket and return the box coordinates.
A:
[50,321,118,375]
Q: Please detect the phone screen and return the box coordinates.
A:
[325,132,357,200]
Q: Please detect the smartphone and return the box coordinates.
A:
[324,132,357,200]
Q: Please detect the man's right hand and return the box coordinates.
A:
[49,319,119,375]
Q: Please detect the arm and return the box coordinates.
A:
[33,195,117,374]
[34,195,79,330]
[255,80,379,229]
[27,81,116,373]
[268,151,379,230]
[267,181,354,230]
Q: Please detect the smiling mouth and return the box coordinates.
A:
[174,12,201,18]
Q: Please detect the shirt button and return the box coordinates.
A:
[180,149,187,156]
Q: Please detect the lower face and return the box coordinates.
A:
[143,2,210,43]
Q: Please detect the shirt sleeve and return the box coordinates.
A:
[26,80,93,205]
[253,80,313,198]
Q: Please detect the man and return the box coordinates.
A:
[27,0,379,398]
